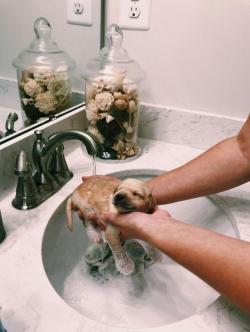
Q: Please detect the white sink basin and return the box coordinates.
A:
[42,169,237,329]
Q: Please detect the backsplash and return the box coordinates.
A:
[139,104,244,150]
[0,79,19,109]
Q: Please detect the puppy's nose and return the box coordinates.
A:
[113,192,126,205]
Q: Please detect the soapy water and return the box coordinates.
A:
[63,257,164,328]
[62,253,218,329]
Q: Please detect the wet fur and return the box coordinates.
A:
[66,177,156,275]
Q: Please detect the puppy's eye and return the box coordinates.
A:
[133,191,144,198]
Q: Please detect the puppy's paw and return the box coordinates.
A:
[115,256,135,276]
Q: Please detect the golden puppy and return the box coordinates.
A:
[66,177,156,275]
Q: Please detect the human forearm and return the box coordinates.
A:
[144,218,250,313]
[148,136,250,204]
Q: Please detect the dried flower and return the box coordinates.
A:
[123,78,138,99]
[114,99,128,111]
[86,100,99,122]
[33,70,55,86]
[23,79,43,97]
[92,77,105,94]
[35,92,57,114]
[128,99,137,113]
[113,92,127,100]
[48,78,70,97]
[112,139,125,152]
[95,91,114,112]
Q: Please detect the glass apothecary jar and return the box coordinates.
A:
[13,17,76,124]
[82,24,144,160]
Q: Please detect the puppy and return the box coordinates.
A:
[66,177,156,275]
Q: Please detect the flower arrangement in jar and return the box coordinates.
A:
[83,25,144,160]
[13,17,75,124]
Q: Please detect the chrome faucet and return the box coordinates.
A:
[0,211,6,243]
[5,112,18,136]
[13,129,104,210]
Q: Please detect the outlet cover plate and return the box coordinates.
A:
[67,0,93,26]
[118,0,151,30]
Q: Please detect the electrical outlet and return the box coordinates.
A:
[73,2,84,15]
[67,0,93,26]
[129,5,141,18]
[119,0,151,30]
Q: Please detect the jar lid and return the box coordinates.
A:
[83,24,144,83]
[13,17,75,72]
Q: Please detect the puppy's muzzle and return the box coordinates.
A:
[112,192,135,212]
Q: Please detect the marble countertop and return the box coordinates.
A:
[1,138,250,332]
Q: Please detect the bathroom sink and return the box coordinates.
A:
[42,169,237,329]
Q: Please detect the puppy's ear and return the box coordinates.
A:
[113,184,120,194]
[147,193,157,214]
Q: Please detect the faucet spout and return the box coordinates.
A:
[44,130,101,157]
[33,129,103,190]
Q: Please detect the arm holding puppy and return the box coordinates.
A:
[147,116,250,204]
[84,117,250,206]
[103,209,250,313]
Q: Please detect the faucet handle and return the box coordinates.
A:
[15,150,29,175]
[33,130,48,184]
[12,150,42,210]
[49,144,73,183]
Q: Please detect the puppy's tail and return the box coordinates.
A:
[66,196,74,231]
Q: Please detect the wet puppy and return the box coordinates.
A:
[111,178,155,214]
[66,177,156,275]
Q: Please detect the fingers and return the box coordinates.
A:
[82,176,91,182]
[82,175,121,183]
[86,211,107,231]
[153,208,172,218]
[75,206,108,231]
[82,175,107,182]
[102,212,118,226]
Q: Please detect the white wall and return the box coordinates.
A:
[0,0,101,89]
[107,0,250,119]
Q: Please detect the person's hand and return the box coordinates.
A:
[82,174,121,184]
[101,207,172,241]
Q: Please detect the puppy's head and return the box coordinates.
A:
[112,178,156,213]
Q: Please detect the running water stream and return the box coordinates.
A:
[92,155,96,176]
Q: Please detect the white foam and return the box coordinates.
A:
[62,255,218,329]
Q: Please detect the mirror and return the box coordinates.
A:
[0,0,105,145]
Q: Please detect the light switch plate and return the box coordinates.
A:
[67,0,93,26]
[118,0,152,30]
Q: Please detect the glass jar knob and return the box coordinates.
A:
[107,24,123,49]
[34,17,51,40]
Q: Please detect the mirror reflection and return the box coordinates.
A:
[0,0,103,145]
